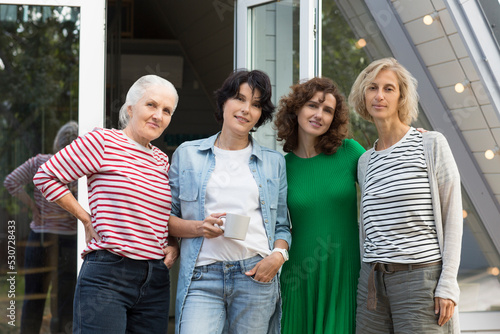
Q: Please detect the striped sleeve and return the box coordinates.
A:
[34,129,105,202]
[4,156,40,195]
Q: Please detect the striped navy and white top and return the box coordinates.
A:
[34,128,172,260]
[361,127,441,264]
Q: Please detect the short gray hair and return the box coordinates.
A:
[53,121,78,153]
[118,75,179,129]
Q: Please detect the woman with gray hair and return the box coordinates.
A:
[34,75,179,333]
[349,58,462,333]
[4,121,78,333]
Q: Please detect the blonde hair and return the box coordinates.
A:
[348,57,419,125]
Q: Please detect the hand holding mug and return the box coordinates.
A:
[202,213,225,239]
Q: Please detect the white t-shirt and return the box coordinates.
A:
[196,144,271,266]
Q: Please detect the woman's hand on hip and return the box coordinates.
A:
[202,213,225,239]
[82,218,101,245]
[434,297,455,326]
[55,193,100,244]
[244,252,284,282]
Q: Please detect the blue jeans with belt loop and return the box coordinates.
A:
[179,255,280,334]
[73,250,170,334]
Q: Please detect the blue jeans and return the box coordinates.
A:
[73,250,170,334]
[179,255,280,334]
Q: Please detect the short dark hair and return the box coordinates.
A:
[275,77,349,155]
[214,69,275,130]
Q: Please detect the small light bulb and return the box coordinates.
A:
[423,15,434,25]
[455,82,465,93]
[355,38,367,49]
[462,210,468,219]
[485,149,495,160]
[488,267,500,276]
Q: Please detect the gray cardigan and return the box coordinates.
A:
[358,131,463,330]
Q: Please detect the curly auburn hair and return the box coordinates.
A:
[275,77,349,155]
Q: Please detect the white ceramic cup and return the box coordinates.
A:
[221,213,250,240]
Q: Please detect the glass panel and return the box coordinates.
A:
[322,0,393,149]
[0,5,80,332]
[323,0,500,314]
[478,0,500,49]
[249,0,299,150]
[458,190,500,312]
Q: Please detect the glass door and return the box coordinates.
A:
[235,0,319,150]
[0,1,105,332]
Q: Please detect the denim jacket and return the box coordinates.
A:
[169,133,291,333]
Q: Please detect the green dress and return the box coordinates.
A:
[280,139,365,334]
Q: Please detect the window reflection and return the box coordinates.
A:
[249,0,299,150]
[0,5,80,332]
[322,0,389,149]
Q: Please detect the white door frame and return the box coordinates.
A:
[1,0,106,268]
[235,0,319,80]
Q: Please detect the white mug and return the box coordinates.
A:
[221,213,250,240]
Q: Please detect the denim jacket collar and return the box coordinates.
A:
[198,132,264,162]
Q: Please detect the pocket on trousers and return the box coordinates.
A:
[85,250,125,265]
[192,268,202,281]
[246,274,276,286]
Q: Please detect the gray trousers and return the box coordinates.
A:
[356,262,456,333]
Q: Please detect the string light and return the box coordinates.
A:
[485,146,499,160]
[487,267,500,276]
[455,80,470,93]
[355,38,367,49]
[423,11,439,25]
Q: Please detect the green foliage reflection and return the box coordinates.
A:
[321,1,378,149]
[0,5,79,227]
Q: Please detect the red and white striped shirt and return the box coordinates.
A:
[34,128,172,260]
[4,154,77,234]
